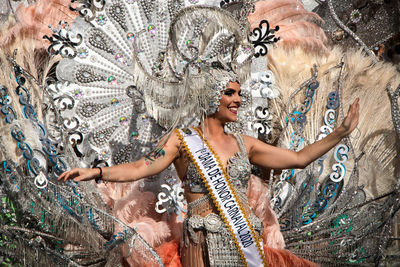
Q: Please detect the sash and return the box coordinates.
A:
[176,127,267,267]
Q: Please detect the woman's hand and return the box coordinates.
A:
[247,98,361,170]
[58,168,100,182]
[336,98,360,138]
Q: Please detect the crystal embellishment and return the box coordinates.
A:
[119,116,129,126]
[73,89,83,99]
[110,98,119,106]
[77,48,89,58]
[127,32,135,42]
[115,53,124,63]
[107,76,117,84]
[96,15,107,25]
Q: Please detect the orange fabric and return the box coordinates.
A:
[156,241,182,267]
[263,245,319,267]
[155,240,318,267]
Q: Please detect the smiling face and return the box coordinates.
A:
[212,81,241,123]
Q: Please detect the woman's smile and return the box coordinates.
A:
[228,106,239,115]
[216,81,242,122]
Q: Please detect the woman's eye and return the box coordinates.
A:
[238,91,242,97]
[223,90,234,96]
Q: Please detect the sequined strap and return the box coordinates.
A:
[233,133,247,156]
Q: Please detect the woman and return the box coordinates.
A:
[58,79,359,266]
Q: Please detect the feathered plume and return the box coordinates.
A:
[99,181,181,266]
[268,46,399,199]
[247,175,285,249]
[0,0,76,49]
[248,0,328,52]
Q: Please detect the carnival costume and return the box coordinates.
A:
[0,0,399,266]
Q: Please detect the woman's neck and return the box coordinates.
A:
[198,116,226,140]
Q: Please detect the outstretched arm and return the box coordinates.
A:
[247,98,359,169]
[58,131,181,183]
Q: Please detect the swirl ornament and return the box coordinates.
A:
[286,79,319,152]
[155,183,187,221]
[324,109,336,128]
[0,60,69,188]
[53,95,75,112]
[271,176,294,211]
[252,70,278,99]
[70,0,106,21]
[334,144,349,163]
[316,90,339,141]
[44,21,83,59]
[330,163,346,183]
[329,144,349,183]
[258,72,276,98]
[0,86,16,123]
[327,91,340,110]
[34,172,48,189]
[300,86,347,225]
[250,20,280,58]
[252,106,272,135]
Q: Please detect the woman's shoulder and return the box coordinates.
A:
[240,134,257,144]
[154,129,182,152]
[239,134,272,153]
[169,129,183,144]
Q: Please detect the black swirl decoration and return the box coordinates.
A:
[70,0,106,21]
[253,106,270,134]
[43,21,82,59]
[251,20,280,58]
[220,0,240,7]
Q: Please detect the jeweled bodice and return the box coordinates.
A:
[184,133,251,194]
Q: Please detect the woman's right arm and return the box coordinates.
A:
[58,131,181,183]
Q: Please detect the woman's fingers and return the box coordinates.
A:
[339,98,360,137]
[347,98,360,133]
[57,168,79,182]
[353,98,360,113]
[350,99,359,115]
[63,170,74,182]
[349,99,358,117]
[57,172,65,181]
[58,168,96,183]
[347,102,353,114]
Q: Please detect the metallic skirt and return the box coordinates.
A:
[181,194,263,267]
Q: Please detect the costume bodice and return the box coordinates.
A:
[184,133,251,194]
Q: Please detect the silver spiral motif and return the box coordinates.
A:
[330,163,346,183]
[334,144,349,163]
[324,109,336,128]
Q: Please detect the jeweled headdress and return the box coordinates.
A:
[48,1,261,166]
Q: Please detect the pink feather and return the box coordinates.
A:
[1,0,76,48]
[128,217,171,247]
[247,175,285,249]
[248,0,328,52]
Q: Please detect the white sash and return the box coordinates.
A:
[176,127,267,267]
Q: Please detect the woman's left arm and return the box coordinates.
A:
[247,98,359,169]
